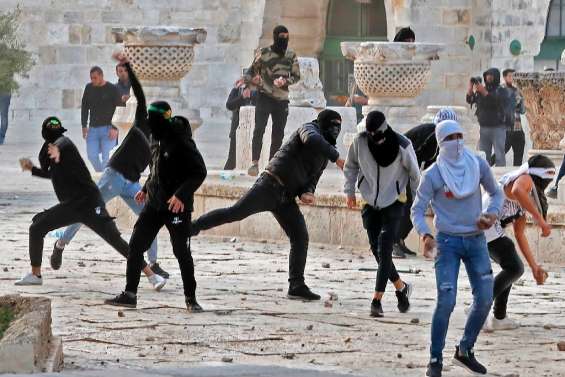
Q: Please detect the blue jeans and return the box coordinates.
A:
[430,232,493,361]
[60,167,158,263]
[86,125,117,172]
[0,94,11,144]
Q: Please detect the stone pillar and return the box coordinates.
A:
[289,57,327,108]
[341,41,443,135]
[111,27,207,133]
[515,66,565,198]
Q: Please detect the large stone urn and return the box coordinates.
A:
[341,41,443,135]
[111,26,207,134]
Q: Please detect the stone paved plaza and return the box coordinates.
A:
[1,142,565,377]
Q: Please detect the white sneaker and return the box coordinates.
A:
[483,315,519,332]
[148,274,167,291]
[15,273,43,286]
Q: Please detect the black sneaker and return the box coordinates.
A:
[396,282,413,313]
[50,242,64,270]
[370,299,384,317]
[453,346,487,375]
[104,291,137,308]
[426,358,443,377]
[287,285,321,301]
[150,263,170,279]
[398,239,417,256]
[185,296,203,313]
[392,243,407,259]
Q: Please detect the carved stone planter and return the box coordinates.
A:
[514,72,565,151]
[341,41,443,134]
[289,57,327,108]
[112,26,207,132]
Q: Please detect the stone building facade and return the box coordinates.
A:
[0,0,558,129]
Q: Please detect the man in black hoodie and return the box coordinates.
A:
[191,110,345,301]
[16,117,163,287]
[466,68,507,166]
[105,93,207,311]
[52,53,169,280]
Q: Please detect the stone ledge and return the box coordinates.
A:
[109,170,565,266]
[0,295,63,373]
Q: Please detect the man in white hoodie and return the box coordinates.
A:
[344,111,420,317]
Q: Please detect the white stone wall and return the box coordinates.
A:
[1,0,265,128]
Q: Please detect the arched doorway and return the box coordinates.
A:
[319,0,387,104]
[535,0,565,71]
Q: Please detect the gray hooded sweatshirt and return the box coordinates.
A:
[344,132,420,209]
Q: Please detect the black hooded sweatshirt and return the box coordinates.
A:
[142,119,207,213]
[265,121,339,197]
[32,137,102,208]
[107,62,151,182]
[466,68,504,128]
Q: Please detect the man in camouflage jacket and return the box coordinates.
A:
[245,25,300,176]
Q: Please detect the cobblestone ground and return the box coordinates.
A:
[1,142,565,377]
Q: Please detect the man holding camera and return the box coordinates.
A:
[466,68,507,167]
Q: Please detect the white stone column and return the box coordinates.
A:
[289,57,326,108]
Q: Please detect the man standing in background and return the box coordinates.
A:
[81,66,121,172]
[115,63,131,107]
[0,89,10,145]
[245,25,300,177]
[501,69,526,167]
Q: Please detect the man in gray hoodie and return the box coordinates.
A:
[344,111,420,317]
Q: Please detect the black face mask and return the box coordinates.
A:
[322,124,341,145]
[148,112,170,141]
[273,36,288,55]
[531,175,552,219]
[41,118,67,143]
[366,126,400,167]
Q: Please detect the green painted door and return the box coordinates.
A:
[319,0,388,104]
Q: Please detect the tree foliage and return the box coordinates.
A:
[0,6,34,93]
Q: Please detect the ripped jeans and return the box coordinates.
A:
[430,232,493,361]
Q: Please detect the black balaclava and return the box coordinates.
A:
[365,111,399,167]
[483,67,501,92]
[316,109,342,146]
[528,154,556,219]
[147,101,172,141]
[41,116,67,143]
[393,27,415,42]
[272,25,289,55]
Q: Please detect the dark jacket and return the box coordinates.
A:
[265,121,339,197]
[404,123,437,169]
[466,68,505,128]
[108,62,151,182]
[226,86,257,136]
[32,136,102,208]
[502,84,526,129]
[143,123,207,213]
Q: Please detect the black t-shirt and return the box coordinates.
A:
[81,82,121,128]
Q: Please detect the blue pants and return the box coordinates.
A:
[0,94,11,144]
[86,125,117,172]
[60,167,158,263]
[430,232,493,361]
